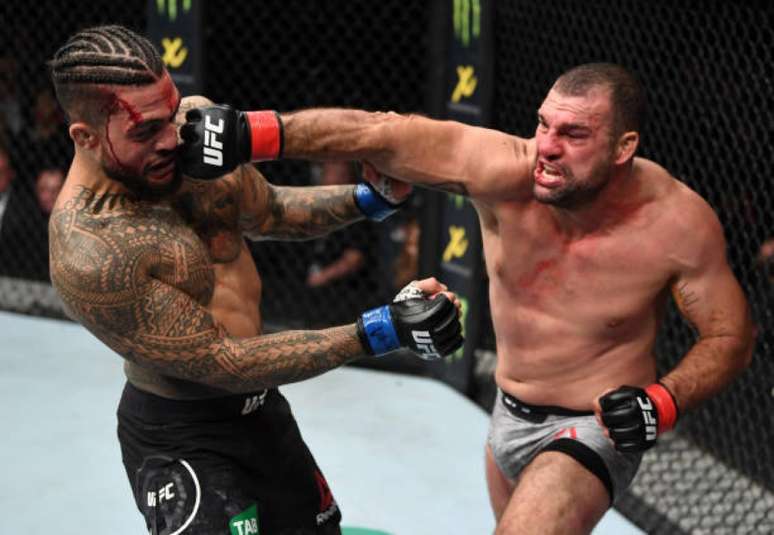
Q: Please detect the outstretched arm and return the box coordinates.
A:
[281,109,535,201]
[177,97,402,241]
[65,271,367,392]
[49,190,462,393]
[178,102,536,203]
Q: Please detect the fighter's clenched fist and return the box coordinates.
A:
[358,278,464,360]
[178,104,282,179]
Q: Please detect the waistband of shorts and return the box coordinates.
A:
[500,389,594,418]
[118,381,273,422]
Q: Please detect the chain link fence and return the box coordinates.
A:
[3,1,773,533]
[205,0,431,329]
[1,0,430,328]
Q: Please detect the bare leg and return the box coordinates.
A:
[495,451,610,535]
[485,444,516,522]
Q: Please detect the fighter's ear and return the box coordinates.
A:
[69,122,99,149]
[614,131,639,165]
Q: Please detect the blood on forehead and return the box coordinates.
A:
[97,72,178,172]
[100,71,178,127]
[161,72,179,113]
[115,97,143,125]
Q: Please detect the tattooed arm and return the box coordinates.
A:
[237,164,364,241]
[49,201,366,393]
[177,96,366,241]
[280,109,536,202]
[663,201,754,413]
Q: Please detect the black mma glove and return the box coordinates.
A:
[356,283,463,359]
[599,383,679,452]
[179,105,283,179]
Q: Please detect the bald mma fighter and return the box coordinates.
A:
[48,25,463,535]
[180,63,754,534]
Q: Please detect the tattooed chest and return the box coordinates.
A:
[153,222,215,305]
[82,207,215,306]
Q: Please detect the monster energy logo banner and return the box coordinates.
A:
[447,0,488,119]
[147,0,203,94]
[453,0,481,47]
[157,0,192,22]
[424,0,492,394]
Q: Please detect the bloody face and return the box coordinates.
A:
[533,87,618,209]
[97,71,182,197]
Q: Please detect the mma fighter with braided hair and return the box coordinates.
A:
[179,63,755,534]
[48,25,463,534]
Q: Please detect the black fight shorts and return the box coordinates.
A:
[117,382,341,535]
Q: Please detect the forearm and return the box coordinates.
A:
[660,333,753,413]
[281,108,388,161]
[242,183,364,241]
[280,108,514,198]
[180,104,495,198]
[143,324,366,394]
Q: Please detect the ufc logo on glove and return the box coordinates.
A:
[412,330,441,360]
[637,396,658,441]
[202,116,225,167]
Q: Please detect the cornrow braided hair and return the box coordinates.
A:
[51,25,163,86]
[49,25,165,122]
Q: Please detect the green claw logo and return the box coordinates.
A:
[157,0,192,22]
[453,0,481,47]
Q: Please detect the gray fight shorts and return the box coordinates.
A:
[488,389,643,503]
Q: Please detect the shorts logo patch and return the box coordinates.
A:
[241,390,268,415]
[314,470,339,525]
[146,481,176,506]
[138,457,202,535]
[229,504,259,535]
[553,427,578,440]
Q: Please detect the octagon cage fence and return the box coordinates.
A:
[2,1,772,533]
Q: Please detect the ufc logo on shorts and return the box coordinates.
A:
[146,482,175,506]
[412,330,440,360]
[241,389,268,415]
[202,115,225,167]
[637,396,658,441]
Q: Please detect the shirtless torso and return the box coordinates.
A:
[47,25,466,534]
[52,141,262,399]
[280,92,749,416]
[274,64,752,534]
[479,157,698,409]
[51,95,369,400]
